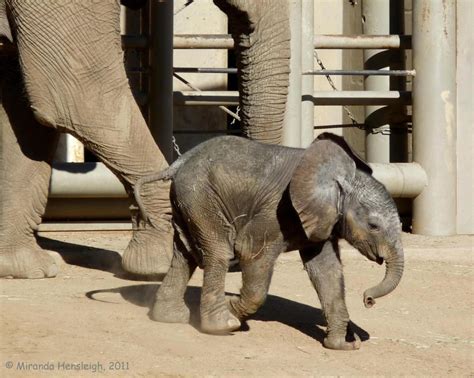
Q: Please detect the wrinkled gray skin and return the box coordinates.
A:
[136,133,404,351]
[0,0,290,278]
[0,0,172,278]
[214,0,290,144]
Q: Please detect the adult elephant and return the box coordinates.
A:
[0,0,171,278]
[0,0,291,279]
[214,0,291,144]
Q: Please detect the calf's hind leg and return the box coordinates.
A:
[151,232,197,324]
[199,241,240,334]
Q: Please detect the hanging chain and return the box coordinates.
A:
[313,49,365,131]
[172,136,182,156]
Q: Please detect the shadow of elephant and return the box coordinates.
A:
[86,284,369,347]
[37,236,166,281]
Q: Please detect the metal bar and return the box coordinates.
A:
[47,162,425,200]
[303,69,415,76]
[314,34,411,49]
[301,0,315,148]
[362,0,391,163]
[174,67,416,76]
[149,0,174,163]
[0,34,413,54]
[173,90,411,106]
[282,0,303,147]
[171,34,411,50]
[412,0,457,236]
[369,163,427,198]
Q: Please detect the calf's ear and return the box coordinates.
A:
[290,136,357,241]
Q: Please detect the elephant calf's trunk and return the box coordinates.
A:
[363,253,404,308]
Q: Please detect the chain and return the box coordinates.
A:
[313,50,364,131]
[230,106,240,125]
[172,136,182,156]
[173,72,241,122]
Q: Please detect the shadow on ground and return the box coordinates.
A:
[37,236,165,281]
[86,284,369,347]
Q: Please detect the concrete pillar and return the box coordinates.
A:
[456,0,474,234]
[412,0,457,235]
[301,0,315,148]
[282,0,302,147]
[53,134,84,163]
[362,0,390,163]
[149,0,174,163]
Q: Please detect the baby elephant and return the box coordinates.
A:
[135,133,404,350]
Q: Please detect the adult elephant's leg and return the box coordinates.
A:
[299,240,361,350]
[6,0,173,274]
[0,58,60,278]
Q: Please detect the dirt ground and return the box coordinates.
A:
[0,231,472,377]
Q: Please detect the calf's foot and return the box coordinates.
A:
[201,308,241,334]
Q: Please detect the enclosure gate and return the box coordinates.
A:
[0,1,463,235]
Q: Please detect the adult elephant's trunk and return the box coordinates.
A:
[363,243,404,308]
[214,0,291,144]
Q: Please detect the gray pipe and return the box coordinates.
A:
[49,162,426,201]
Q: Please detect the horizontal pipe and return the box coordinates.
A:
[303,69,416,76]
[49,161,425,203]
[0,34,413,55]
[175,67,416,77]
[49,163,127,198]
[172,34,411,50]
[173,90,411,106]
[369,163,427,198]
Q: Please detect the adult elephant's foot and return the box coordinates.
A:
[323,333,361,351]
[0,245,59,279]
[151,300,190,324]
[122,227,173,276]
[200,309,241,334]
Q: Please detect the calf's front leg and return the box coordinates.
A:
[300,239,360,350]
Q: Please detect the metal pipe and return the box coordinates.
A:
[362,0,391,163]
[412,0,457,236]
[369,163,427,198]
[175,67,416,76]
[49,163,127,198]
[148,0,173,163]
[301,0,315,148]
[48,162,425,200]
[0,34,413,54]
[171,34,411,50]
[303,69,415,76]
[282,0,303,148]
[174,90,411,106]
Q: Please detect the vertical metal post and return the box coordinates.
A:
[282,0,302,148]
[149,0,173,163]
[412,0,457,235]
[301,0,315,148]
[362,0,390,163]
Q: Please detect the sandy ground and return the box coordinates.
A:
[0,231,473,377]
